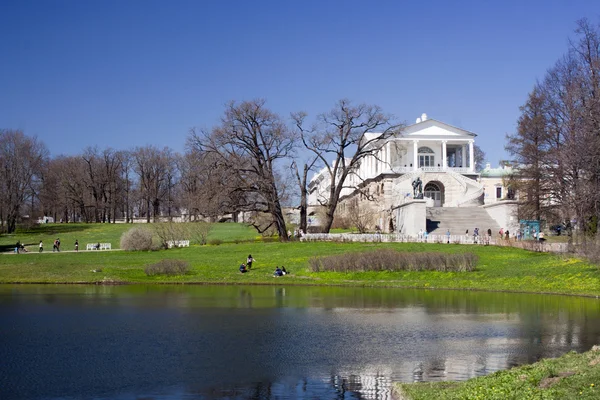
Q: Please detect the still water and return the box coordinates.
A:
[1,284,599,400]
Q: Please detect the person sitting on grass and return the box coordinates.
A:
[281,266,287,275]
[239,263,248,273]
[273,267,283,277]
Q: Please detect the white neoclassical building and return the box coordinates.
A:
[308,114,518,235]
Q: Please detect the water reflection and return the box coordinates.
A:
[0,285,599,400]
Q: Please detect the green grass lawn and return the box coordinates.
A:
[1,223,599,296]
[396,347,600,400]
[0,222,259,253]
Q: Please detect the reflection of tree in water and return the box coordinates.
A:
[275,287,285,308]
[238,289,253,308]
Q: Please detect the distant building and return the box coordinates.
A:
[308,114,517,234]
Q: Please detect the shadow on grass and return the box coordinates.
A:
[17,223,95,235]
[0,244,17,253]
[0,242,42,253]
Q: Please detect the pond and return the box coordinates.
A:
[1,284,599,399]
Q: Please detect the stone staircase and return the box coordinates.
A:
[426,207,501,235]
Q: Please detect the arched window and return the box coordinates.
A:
[418,147,435,167]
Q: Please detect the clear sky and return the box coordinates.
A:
[1,0,598,165]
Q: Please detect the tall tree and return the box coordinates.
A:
[508,19,600,234]
[188,99,294,239]
[132,145,176,222]
[290,157,318,234]
[506,86,552,221]
[294,99,401,233]
[0,130,49,233]
[474,144,486,172]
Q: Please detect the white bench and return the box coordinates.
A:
[167,240,190,249]
[86,243,112,250]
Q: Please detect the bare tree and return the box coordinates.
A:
[508,19,600,236]
[290,157,319,233]
[474,144,486,172]
[294,99,402,233]
[0,129,48,233]
[178,148,239,221]
[345,198,376,233]
[132,145,176,222]
[506,86,552,221]
[188,99,294,240]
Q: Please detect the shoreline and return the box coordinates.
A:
[1,279,600,299]
[395,346,600,399]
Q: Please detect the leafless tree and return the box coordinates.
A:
[178,148,240,221]
[508,19,600,237]
[474,144,486,172]
[345,198,376,233]
[294,99,402,233]
[290,157,319,234]
[506,86,553,221]
[132,145,176,222]
[0,129,49,233]
[188,99,294,239]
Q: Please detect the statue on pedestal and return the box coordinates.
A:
[412,177,423,199]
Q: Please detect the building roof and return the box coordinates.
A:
[401,118,477,138]
[479,163,514,177]
[366,118,477,143]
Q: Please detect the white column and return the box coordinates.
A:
[461,144,467,168]
[371,154,375,176]
[386,142,391,167]
[413,140,418,171]
[469,140,474,172]
[442,141,447,170]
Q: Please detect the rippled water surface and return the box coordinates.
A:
[1,284,600,399]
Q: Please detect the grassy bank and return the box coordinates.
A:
[0,223,599,296]
[0,222,259,253]
[395,346,600,400]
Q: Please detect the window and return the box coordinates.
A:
[418,147,435,168]
[496,187,502,199]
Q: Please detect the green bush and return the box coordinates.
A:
[144,259,190,276]
[209,239,223,246]
[120,227,154,251]
[308,249,478,273]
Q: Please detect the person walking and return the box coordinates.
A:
[74,239,79,252]
[446,229,451,244]
[246,254,255,270]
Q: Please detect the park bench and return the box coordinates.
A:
[167,240,190,248]
[86,243,112,251]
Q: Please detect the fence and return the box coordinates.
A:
[300,233,569,253]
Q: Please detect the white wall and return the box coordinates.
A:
[483,201,519,232]
[394,200,427,235]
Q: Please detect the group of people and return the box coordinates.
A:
[464,228,491,244]
[14,241,28,253]
[239,254,255,273]
[29,238,79,253]
[238,254,289,277]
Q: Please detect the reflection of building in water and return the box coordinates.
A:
[328,371,393,400]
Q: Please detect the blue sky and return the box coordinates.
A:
[1,0,598,165]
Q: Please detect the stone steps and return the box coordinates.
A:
[426,207,501,235]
